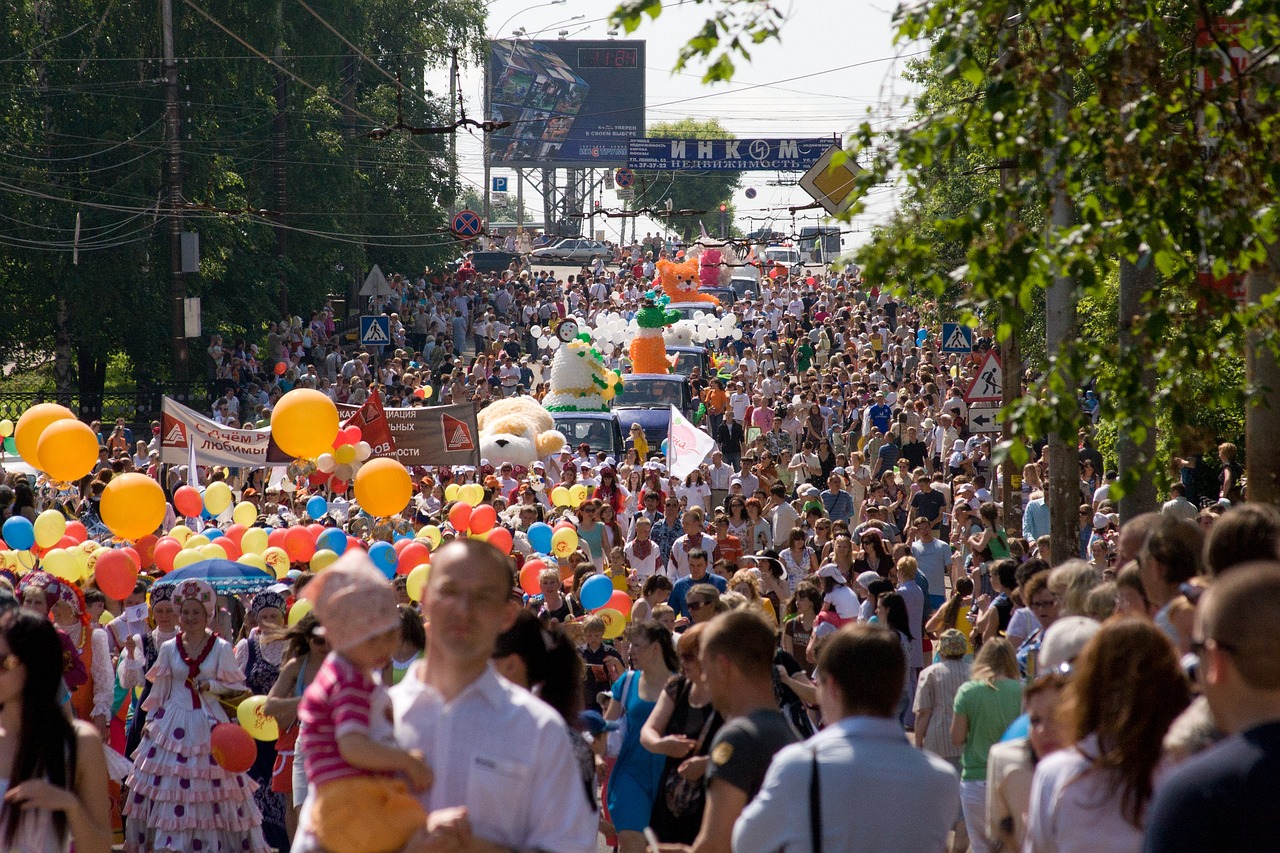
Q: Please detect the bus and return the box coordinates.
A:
[798,225,843,266]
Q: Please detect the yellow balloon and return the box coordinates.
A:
[74,542,95,575]
[598,608,626,640]
[422,385,434,399]
[200,543,227,561]
[271,389,340,460]
[14,403,73,468]
[237,553,269,573]
[84,546,103,577]
[0,419,12,438]
[169,524,193,545]
[262,546,291,579]
[354,458,412,518]
[444,483,460,501]
[460,483,485,506]
[287,597,313,627]
[568,484,588,508]
[240,527,268,555]
[236,694,280,741]
[13,550,36,572]
[418,525,442,549]
[173,548,203,571]
[101,473,166,541]
[204,482,233,516]
[33,509,67,549]
[551,527,579,558]
[333,444,356,465]
[43,548,79,582]
[99,609,114,627]
[310,549,339,572]
[185,535,211,550]
[36,419,100,482]
[232,501,258,527]
[550,486,571,508]
[406,564,430,602]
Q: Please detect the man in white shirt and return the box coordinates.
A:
[293,540,596,853]
[734,624,960,853]
[668,510,718,580]
[706,451,734,511]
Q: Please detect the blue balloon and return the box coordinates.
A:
[916,329,929,345]
[579,574,614,611]
[2,516,34,551]
[201,508,213,519]
[306,495,328,519]
[316,528,347,555]
[527,522,553,555]
[204,528,224,539]
[368,541,397,579]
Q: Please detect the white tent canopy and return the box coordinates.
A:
[359,264,393,297]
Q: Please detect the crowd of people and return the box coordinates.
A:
[1,241,1279,853]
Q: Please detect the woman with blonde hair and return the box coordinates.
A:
[952,638,1025,853]
[727,569,776,623]
[1047,559,1101,618]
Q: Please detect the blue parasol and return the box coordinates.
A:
[151,559,276,594]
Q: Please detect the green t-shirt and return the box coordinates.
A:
[953,678,1024,781]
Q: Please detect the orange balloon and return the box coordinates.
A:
[469,504,497,535]
[94,549,139,600]
[270,389,339,460]
[210,723,256,773]
[486,527,513,554]
[14,404,74,468]
[519,563,542,596]
[354,458,413,518]
[101,474,166,541]
[284,527,316,563]
[448,502,473,532]
[35,419,100,482]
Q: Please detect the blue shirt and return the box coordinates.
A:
[868,403,892,434]
[820,489,854,523]
[733,716,960,853]
[668,572,728,619]
[1022,497,1050,541]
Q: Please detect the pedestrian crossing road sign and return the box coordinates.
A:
[941,322,974,353]
[360,315,391,347]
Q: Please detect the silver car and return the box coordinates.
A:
[530,238,611,264]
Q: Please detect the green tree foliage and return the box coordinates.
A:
[0,0,485,393]
[631,117,741,242]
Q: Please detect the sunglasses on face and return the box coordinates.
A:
[687,599,712,611]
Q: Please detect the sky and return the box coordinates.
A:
[429,0,921,250]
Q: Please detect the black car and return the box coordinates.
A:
[468,251,523,274]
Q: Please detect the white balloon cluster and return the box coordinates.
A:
[586,312,636,358]
[529,325,565,351]
[314,440,373,484]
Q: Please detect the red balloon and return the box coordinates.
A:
[217,537,242,561]
[284,527,316,563]
[154,537,182,574]
[120,546,141,570]
[95,549,139,601]
[55,535,78,551]
[210,723,256,773]
[519,563,542,596]
[174,486,204,518]
[306,523,325,538]
[346,535,363,553]
[604,589,631,615]
[329,479,347,494]
[469,504,497,536]
[553,521,575,533]
[343,426,362,445]
[448,502,472,532]
[135,534,158,568]
[308,471,331,487]
[397,542,430,576]
[224,525,247,546]
[64,521,88,544]
[392,538,413,555]
[486,527,513,554]
[273,362,287,376]
[523,559,547,577]
[267,529,289,552]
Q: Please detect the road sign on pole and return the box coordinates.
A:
[965,351,1003,403]
[360,315,390,347]
[941,323,974,353]
[450,209,483,239]
[491,176,508,193]
[614,168,635,188]
[968,403,1003,433]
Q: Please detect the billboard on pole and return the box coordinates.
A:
[488,40,645,167]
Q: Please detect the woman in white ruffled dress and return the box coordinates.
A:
[122,579,270,853]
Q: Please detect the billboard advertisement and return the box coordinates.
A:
[628,137,836,171]
[488,40,645,167]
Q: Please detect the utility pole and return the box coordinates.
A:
[162,0,189,381]
[999,156,1023,536]
[272,0,288,317]
[448,49,458,216]
[1046,75,1079,565]
[482,51,491,238]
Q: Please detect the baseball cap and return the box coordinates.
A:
[855,570,881,590]
[1040,616,1102,671]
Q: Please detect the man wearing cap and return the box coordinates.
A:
[735,624,959,853]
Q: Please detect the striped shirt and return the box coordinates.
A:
[913,657,970,760]
[298,653,385,787]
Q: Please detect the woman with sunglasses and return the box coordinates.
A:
[0,609,112,852]
[639,623,723,845]
[263,612,328,839]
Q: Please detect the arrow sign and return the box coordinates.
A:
[968,402,1002,433]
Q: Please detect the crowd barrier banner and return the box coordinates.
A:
[160,397,283,467]
[339,393,481,468]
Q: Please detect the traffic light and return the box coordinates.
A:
[718,203,729,238]
[719,203,727,212]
